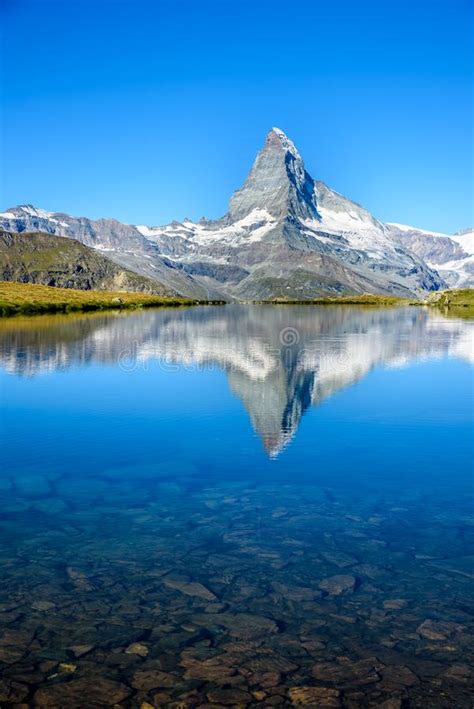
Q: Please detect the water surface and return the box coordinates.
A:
[0,305,473,707]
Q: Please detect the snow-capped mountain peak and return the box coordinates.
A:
[0,205,53,220]
[267,126,300,157]
[0,128,453,298]
[228,127,319,222]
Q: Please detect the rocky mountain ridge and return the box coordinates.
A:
[386,224,474,288]
[0,208,212,298]
[1,127,467,298]
[0,231,175,295]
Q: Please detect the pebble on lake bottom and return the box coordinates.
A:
[0,472,472,707]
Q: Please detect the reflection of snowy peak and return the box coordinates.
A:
[0,128,447,300]
[0,306,471,457]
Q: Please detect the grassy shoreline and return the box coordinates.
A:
[254,294,408,306]
[0,282,472,317]
[421,289,474,308]
[419,289,474,318]
[254,290,474,311]
[0,281,222,317]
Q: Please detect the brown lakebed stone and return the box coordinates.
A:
[288,685,341,706]
[192,612,279,639]
[132,668,177,690]
[206,686,253,704]
[125,641,149,657]
[164,577,217,601]
[382,599,408,610]
[378,664,419,690]
[417,619,464,641]
[0,457,472,707]
[34,678,132,706]
[318,575,357,596]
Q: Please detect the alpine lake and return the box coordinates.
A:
[0,303,472,708]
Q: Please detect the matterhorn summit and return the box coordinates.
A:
[133,126,443,299]
[0,127,448,299]
[228,127,319,222]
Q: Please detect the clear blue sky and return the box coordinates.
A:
[1,0,472,233]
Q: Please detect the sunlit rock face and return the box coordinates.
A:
[0,128,446,300]
[0,208,214,299]
[0,306,471,457]
[135,128,444,299]
[228,128,319,222]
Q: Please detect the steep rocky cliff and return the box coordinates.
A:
[0,128,449,299]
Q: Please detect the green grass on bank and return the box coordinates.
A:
[0,281,221,316]
[423,289,474,308]
[1,281,473,318]
[255,294,408,306]
[422,289,474,318]
[258,290,474,312]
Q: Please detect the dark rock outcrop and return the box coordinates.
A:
[0,230,174,294]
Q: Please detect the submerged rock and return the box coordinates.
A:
[125,642,149,657]
[132,669,176,690]
[318,574,357,595]
[66,567,94,592]
[34,678,131,705]
[288,685,341,706]
[69,644,94,658]
[0,678,29,703]
[378,664,419,689]
[182,659,237,682]
[417,619,464,640]
[383,599,408,610]
[164,577,217,601]
[58,663,77,674]
[321,551,357,568]
[312,657,384,687]
[31,600,56,611]
[193,612,279,640]
[206,687,253,704]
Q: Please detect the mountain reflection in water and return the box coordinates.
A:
[0,304,472,456]
[0,304,473,707]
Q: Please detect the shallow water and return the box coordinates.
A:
[0,304,473,707]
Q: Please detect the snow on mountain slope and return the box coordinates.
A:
[386,223,474,288]
[302,181,397,258]
[132,128,445,299]
[0,128,451,299]
[137,208,278,246]
[452,229,474,256]
[0,205,215,298]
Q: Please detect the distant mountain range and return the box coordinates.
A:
[385,223,474,288]
[0,128,471,299]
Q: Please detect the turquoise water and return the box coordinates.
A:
[0,305,473,707]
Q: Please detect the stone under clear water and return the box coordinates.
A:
[0,304,472,707]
